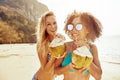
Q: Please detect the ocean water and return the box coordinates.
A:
[0,35,120,64]
[96,35,120,64]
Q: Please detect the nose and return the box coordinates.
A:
[72,27,76,32]
[51,24,57,31]
[51,24,55,28]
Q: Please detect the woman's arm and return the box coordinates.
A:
[37,45,47,68]
[54,62,72,75]
[54,57,71,75]
[54,42,72,75]
[36,51,56,80]
[89,44,102,80]
[55,65,70,75]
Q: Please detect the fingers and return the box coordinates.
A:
[45,56,56,70]
[59,51,67,58]
[78,68,87,73]
[56,34,65,40]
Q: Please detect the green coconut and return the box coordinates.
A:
[72,46,93,69]
[49,37,65,58]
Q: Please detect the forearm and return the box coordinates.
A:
[89,62,102,80]
[54,65,70,75]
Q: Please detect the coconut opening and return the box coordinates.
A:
[73,46,93,58]
[49,36,65,47]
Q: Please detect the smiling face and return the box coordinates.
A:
[45,16,57,37]
[67,17,88,41]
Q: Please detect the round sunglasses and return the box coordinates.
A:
[67,24,82,31]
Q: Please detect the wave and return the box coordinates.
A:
[103,60,120,65]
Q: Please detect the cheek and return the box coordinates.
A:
[78,30,87,39]
[54,24,57,30]
[78,29,84,35]
[78,30,83,34]
[67,31,76,39]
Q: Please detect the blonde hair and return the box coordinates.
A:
[37,11,56,57]
[64,11,102,42]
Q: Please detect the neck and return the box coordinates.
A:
[73,39,88,48]
[48,35,55,42]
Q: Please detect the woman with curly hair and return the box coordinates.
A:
[60,11,103,80]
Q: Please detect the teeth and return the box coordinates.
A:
[73,34,78,36]
[51,29,56,32]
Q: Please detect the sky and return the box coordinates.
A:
[37,0,120,36]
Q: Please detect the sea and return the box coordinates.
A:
[96,35,120,64]
[0,35,120,65]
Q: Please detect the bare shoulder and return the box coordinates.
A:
[90,43,97,50]
[89,43,99,58]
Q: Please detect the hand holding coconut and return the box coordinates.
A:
[49,35,66,58]
[72,46,93,69]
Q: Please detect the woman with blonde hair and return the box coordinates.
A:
[33,10,72,80]
[32,11,60,80]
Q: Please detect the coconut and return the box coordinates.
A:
[72,46,93,69]
[49,36,65,58]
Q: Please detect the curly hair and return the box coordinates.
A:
[64,11,103,42]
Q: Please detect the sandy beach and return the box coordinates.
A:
[0,44,120,80]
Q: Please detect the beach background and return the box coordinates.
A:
[0,0,120,80]
[0,35,120,80]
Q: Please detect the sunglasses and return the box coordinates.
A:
[67,24,82,31]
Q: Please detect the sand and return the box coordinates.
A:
[0,44,120,80]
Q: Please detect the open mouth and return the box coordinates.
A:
[51,30,56,32]
[72,33,79,36]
